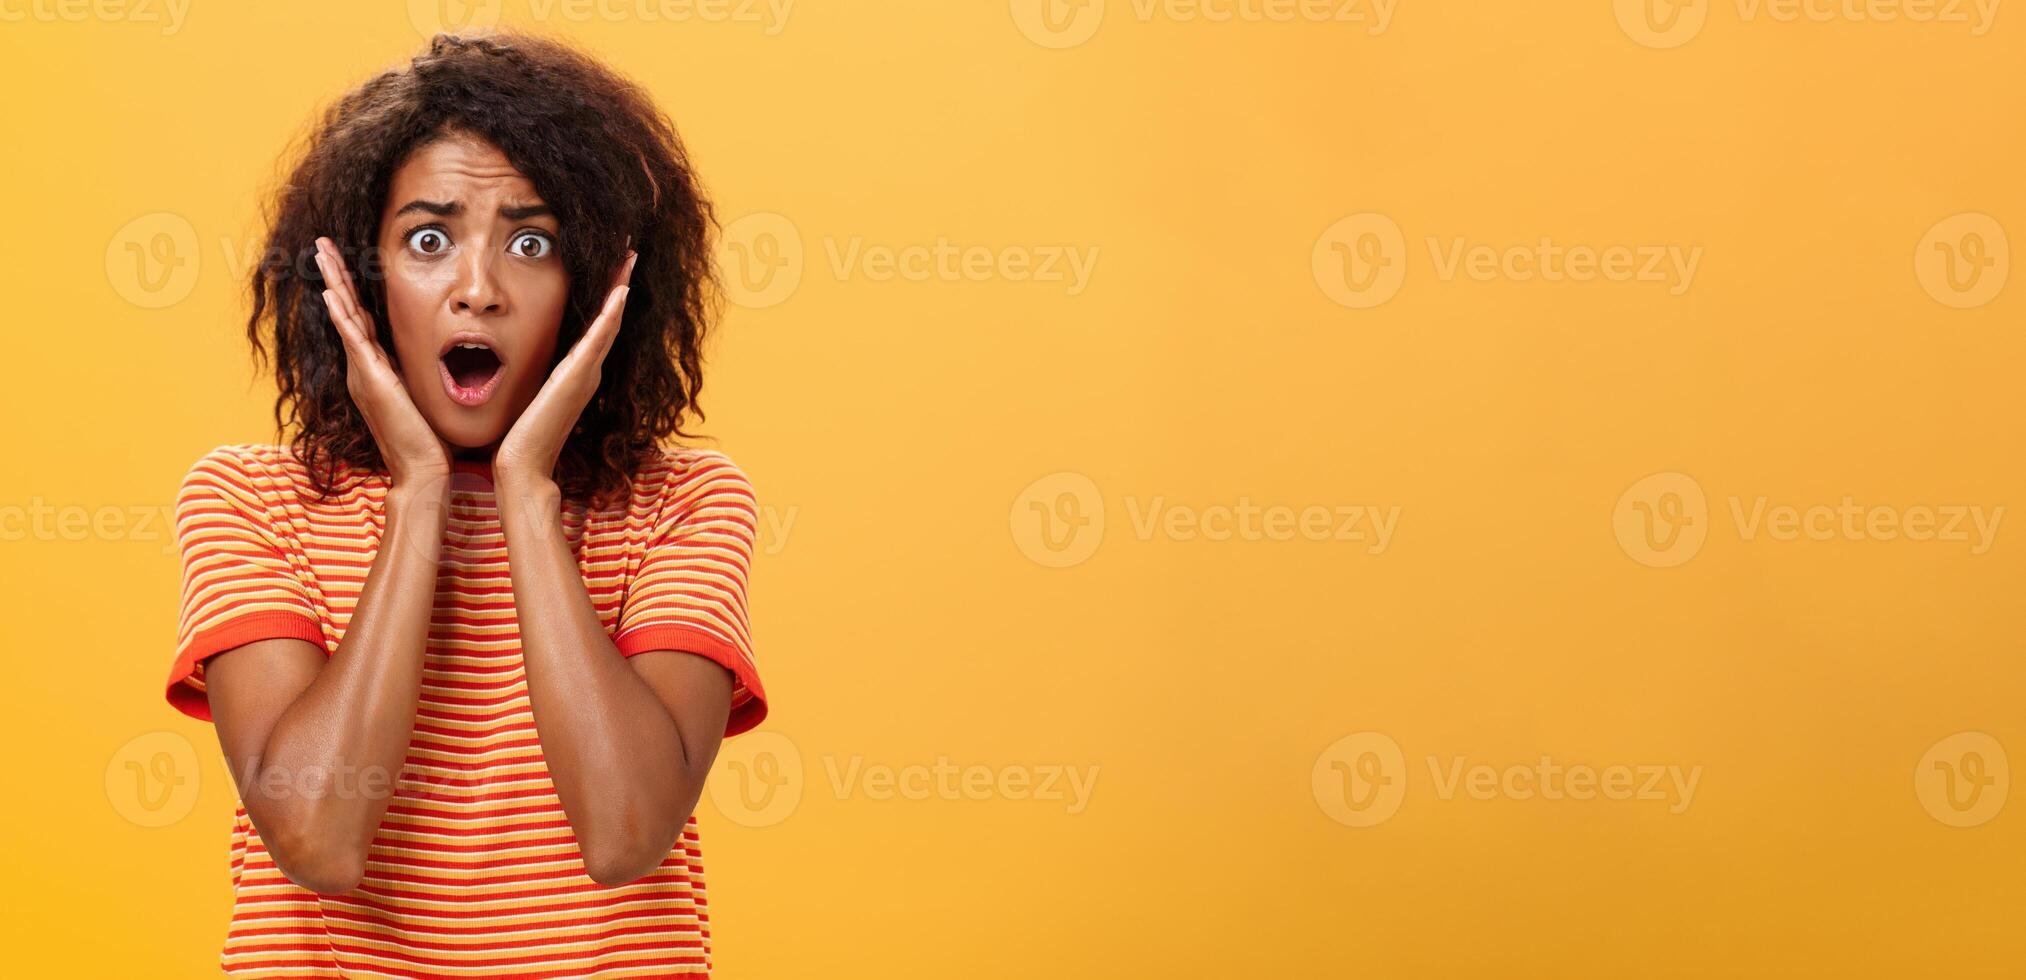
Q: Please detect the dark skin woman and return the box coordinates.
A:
[205,34,737,894]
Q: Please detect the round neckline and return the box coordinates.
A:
[449,457,493,489]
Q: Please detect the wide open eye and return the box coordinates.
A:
[509,230,554,259]
[406,226,451,255]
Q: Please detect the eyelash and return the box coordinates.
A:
[403,224,557,259]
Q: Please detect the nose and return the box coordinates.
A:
[451,247,505,316]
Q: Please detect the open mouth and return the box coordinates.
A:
[438,335,505,407]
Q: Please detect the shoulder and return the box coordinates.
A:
[630,445,758,524]
[178,444,313,506]
[181,443,281,490]
[640,445,755,499]
[184,442,286,474]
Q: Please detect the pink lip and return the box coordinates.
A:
[439,357,504,407]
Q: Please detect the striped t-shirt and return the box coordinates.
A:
[164,442,769,978]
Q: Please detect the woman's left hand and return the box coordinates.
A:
[494,249,637,491]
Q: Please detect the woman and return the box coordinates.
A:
[163,30,769,977]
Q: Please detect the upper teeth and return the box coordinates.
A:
[457,342,488,350]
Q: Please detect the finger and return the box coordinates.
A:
[320,291,380,374]
[321,289,380,369]
[329,254,368,328]
[316,270,380,367]
[319,289,355,349]
[314,245,358,326]
[315,247,386,363]
[585,284,630,362]
[338,262,369,325]
[592,252,638,351]
[317,237,372,329]
[314,254,366,350]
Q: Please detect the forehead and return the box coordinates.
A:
[384,134,542,208]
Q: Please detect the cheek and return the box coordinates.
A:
[530,268,570,326]
[516,273,570,380]
[514,331,562,396]
[382,280,436,376]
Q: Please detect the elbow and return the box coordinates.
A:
[265,823,369,895]
[579,822,684,887]
[275,850,367,895]
[575,776,707,886]
[581,842,668,887]
[288,862,367,897]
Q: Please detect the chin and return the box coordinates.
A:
[433,415,508,451]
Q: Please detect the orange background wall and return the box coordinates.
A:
[2,1,2021,976]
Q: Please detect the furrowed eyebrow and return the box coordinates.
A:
[390,200,554,221]
[392,199,459,219]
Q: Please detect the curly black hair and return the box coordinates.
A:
[245,29,719,508]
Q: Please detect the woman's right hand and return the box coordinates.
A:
[314,236,451,487]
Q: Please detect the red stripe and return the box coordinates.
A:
[170,443,762,975]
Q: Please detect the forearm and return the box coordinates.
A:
[248,485,446,885]
[498,478,700,884]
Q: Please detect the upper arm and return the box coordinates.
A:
[165,445,325,722]
[611,452,770,739]
[628,650,735,776]
[202,637,326,789]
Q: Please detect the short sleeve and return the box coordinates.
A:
[614,452,769,738]
[164,446,325,722]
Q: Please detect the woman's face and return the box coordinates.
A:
[374,133,568,454]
